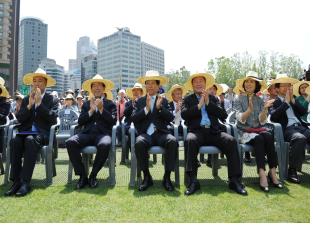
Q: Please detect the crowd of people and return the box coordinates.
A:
[0,67,310,197]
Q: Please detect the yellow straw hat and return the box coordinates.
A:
[126,83,146,99]
[184,73,215,92]
[208,83,223,96]
[235,71,267,93]
[104,90,113,101]
[220,83,229,93]
[0,76,5,86]
[0,84,9,98]
[138,70,168,86]
[23,68,56,87]
[233,79,245,95]
[271,73,299,85]
[166,84,187,102]
[293,80,310,96]
[82,74,114,94]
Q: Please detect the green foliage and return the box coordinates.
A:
[207,51,305,87]
[165,66,190,91]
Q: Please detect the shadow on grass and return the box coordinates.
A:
[59,177,114,196]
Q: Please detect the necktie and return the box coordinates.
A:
[147,96,156,135]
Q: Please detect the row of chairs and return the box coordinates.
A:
[0,109,295,187]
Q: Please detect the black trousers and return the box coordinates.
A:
[184,128,241,179]
[66,133,111,177]
[284,124,309,170]
[247,131,278,171]
[10,134,47,183]
[135,131,178,172]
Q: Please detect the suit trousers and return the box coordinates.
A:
[10,134,46,183]
[184,128,241,179]
[135,131,178,172]
[66,133,111,177]
[284,124,309,170]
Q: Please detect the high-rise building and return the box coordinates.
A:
[97,27,164,90]
[81,53,97,82]
[18,17,47,89]
[39,58,64,95]
[0,0,20,95]
[141,42,164,75]
[76,36,96,67]
[97,27,142,90]
[68,59,77,73]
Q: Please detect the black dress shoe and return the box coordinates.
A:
[287,168,300,184]
[15,182,31,197]
[76,176,88,189]
[88,176,98,188]
[229,179,248,196]
[259,184,269,192]
[138,175,153,191]
[268,172,283,188]
[184,181,200,196]
[4,181,22,196]
[162,177,174,192]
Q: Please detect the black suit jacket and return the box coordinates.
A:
[16,93,58,134]
[270,97,308,131]
[0,97,10,125]
[181,93,227,133]
[78,98,117,135]
[131,95,174,135]
[123,100,134,127]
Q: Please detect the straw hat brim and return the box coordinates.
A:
[23,72,56,87]
[82,78,115,94]
[166,84,187,102]
[185,73,215,92]
[293,81,310,96]
[0,76,4,86]
[138,75,168,86]
[0,85,9,98]
[271,77,299,85]
[104,91,113,101]
[233,79,245,95]
[236,76,267,93]
[209,83,223,96]
[126,87,146,99]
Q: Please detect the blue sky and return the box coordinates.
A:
[20,0,311,73]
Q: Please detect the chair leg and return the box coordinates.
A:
[212,154,219,177]
[200,153,205,163]
[153,154,157,164]
[67,161,73,183]
[82,154,89,177]
[45,147,53,185]
[0,155,4,175]
[109,148,116,186]
[175,150,180,187]
[129,147,137,187]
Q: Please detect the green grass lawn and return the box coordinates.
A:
[0,148,310,223]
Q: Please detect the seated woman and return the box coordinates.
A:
[234,71,283,192]
[62,93,79,112]
[293,80,310,124]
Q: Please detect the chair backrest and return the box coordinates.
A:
[58,109,79,134]
[226,110,236,125]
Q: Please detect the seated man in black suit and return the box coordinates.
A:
[66,74,116,189]
[5,69,58,196]
[182,73,247,196]
[120,83,145,164]
[132,70,178,192]
[270,74,309,184]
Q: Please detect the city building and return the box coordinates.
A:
[17,17,47,89]
[81,53,97,82]
[0,0,19,94]
[141,42,164,75]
